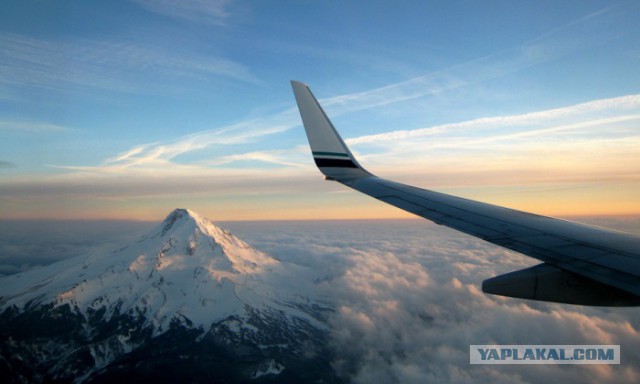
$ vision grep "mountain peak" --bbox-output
[164,208,203,222]
[141,208,278,275]
[158,208,205,236]
[164,207,194,222]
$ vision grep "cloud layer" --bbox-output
[2,216,640,382]
[224,218,640,384]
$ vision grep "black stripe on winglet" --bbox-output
[314,158,359,168]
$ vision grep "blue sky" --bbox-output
[1,0,639,220]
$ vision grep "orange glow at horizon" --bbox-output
[2,181,639,222]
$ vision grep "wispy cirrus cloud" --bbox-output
[3,5,637,220]
[319,6,618,117]
[10,4,622,174]
[132,0,233,26]
[44,92,640,203]
[73,109,301,172]
[348,94,640,146]
[0,120,74,134]
[83,91,640,175]
[22,90,637,220]
[204,150,305,168]
[0,33,256,95]
[343,95,640,198]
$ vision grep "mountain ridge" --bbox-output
[0,209,338,383]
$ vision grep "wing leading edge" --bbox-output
[291,80,640,306]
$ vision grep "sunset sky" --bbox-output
[1,0,639,221]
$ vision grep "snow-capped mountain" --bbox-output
[0,209,338,383]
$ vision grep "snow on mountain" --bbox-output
[1,209,320,333]
[0,209,337,382]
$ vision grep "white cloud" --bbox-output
[224,219,640,384]
[205,150,305,168]
[63,110,301,172]
[347,95,640,146]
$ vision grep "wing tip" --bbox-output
[290,80,309,89]
[291,80,371,180]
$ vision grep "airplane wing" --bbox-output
[291,80,640,306]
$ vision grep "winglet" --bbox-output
[291,81,371,180]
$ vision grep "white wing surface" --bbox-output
[291,80,640,306]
